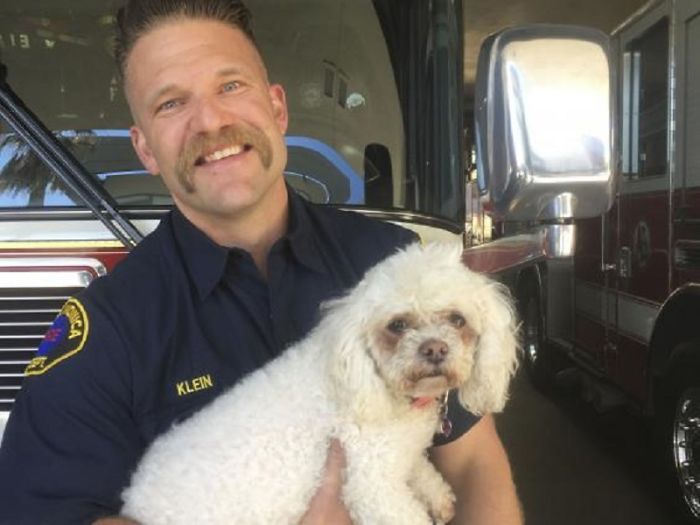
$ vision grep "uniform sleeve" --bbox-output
[364,219,420,267]
[396,224,420,247]
[0,295,142,525]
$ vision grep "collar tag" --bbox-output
[439,391,452,437]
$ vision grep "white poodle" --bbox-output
[121,242,518,525]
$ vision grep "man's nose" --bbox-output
[190,96,231,134]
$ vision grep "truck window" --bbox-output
[0,123,170,208]
[0,123,80,207]
[621,17,669,179]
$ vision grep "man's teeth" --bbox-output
[204,145,245,163]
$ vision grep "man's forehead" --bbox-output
[123,18,267,105]
[124,18,265,83]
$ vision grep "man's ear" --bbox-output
[269,84,289,135]
[130,126,160,175]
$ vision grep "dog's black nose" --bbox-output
[418,339,448,364]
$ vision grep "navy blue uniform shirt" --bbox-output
[0,190,478,524]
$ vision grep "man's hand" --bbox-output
[299,439,353,525]
[431,415,523,525]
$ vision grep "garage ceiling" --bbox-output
[462,0,651,107]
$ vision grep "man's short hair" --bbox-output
[114,0,256,79]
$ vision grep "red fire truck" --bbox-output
[465,0,700,520]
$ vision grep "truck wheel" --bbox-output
[656,350,700,523]
[673,384,700,521]
[519,281,556,390]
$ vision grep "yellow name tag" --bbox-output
[176,374,214,396]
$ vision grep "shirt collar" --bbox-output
[171,189,327,300]
[171,207,230,300]
[285,188,328,275]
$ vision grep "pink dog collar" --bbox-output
[410,397,436,408]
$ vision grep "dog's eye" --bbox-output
[387,319,409,334]
[448,312,466,328]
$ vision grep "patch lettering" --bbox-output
[25,298,89,376]
[176,374,214,397]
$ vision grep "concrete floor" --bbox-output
[496,371,679,525]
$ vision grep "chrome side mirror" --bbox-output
[475,25,614,221]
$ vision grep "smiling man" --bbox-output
[0,1,521,524]
[126,15,290,273]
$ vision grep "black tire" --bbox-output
[655,347,700,524]
[518,279,557,391]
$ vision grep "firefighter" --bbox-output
[0,1,521,524]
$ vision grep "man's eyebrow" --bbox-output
[146,84,181,110]
[216,66,244,78]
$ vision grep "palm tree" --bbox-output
[0,130,94,206]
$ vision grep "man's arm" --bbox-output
[0,297,142,524]
[430,414,523,525]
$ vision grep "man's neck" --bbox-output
[178,184,289,278]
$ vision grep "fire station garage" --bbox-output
[0,0,698,524]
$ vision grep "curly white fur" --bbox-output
[121,242,519,525]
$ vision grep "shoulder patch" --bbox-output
[25,298,90,376]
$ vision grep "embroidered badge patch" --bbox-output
[25,298,89,376]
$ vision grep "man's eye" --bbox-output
[222,81,240,93]
[157,99,180,113]
[387,319,408,334]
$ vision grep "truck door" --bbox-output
[672,0,700,286]
[610,2,670,401]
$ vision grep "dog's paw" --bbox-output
[429,490,456,524]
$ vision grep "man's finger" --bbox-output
[299,439,352,525]
[321,439,346,490]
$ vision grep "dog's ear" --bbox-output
[458,280,519,415]
[320,295,396,422]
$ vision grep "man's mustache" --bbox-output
[175,124,273,193]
